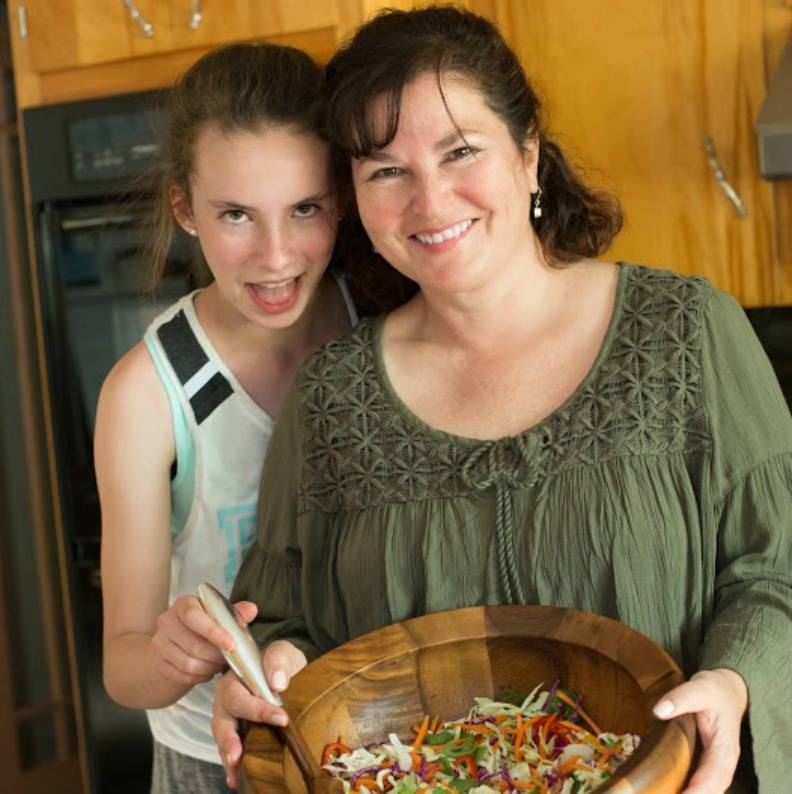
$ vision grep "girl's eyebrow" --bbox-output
[292,191,331,206]
[207,191,331,210]
[208,199,255,211]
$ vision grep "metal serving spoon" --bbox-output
[198,582,342,794]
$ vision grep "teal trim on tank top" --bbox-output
[144,332,195,540]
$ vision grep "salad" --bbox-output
[320,683,640,793]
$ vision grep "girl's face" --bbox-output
[351,72,538,298]
[173,124,337,329]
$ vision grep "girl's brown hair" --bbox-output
[145,42,326,291]
[325,6,623,312]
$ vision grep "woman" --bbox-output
[214,9,792,792]
[95,43,357,794]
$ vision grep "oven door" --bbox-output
[35,198,198,792]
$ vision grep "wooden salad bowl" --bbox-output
[239,605,695,793]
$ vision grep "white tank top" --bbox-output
[142,277,357,763]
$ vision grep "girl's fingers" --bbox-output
[682,736,740,794]
[176,596,235,652]
[157,657,216,686]
[158,615,228,667]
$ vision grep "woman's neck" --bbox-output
[399,254,584,355]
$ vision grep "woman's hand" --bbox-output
[653,668,748,794]
[150,596,258,687]
[212,640,307,789]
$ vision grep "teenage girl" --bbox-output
[94,43,357,793]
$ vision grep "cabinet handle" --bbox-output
[122,0,155,38]
[701,137,747,218]
[189,0,203,30]
[17,3,28,39]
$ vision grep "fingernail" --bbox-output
[653,699,674,718]
[272,670,287,690]
[272,712,288,727]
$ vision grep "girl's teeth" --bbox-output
[416,220,472,246]
[251,278,297,304]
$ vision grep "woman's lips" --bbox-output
[411,219,475,252]
[246,276,302,314]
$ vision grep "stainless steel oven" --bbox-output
[23,90,202,793]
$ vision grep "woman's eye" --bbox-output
[447,146,478,161]
[222,209,248,224]
[370,166,403,181]
[293,203,320,219]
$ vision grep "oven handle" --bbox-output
[60,214,138,232]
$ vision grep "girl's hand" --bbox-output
[150,596,258,686]
[653,668,748,794]
[212,640,307,789]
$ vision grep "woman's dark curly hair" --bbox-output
[325,5,623,312]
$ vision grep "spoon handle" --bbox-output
[197,583,333,791]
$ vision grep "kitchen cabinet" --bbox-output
[23,0,337,73]
[6,0,342,108]
[494,0,786,306]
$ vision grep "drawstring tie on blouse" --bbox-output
[461,435,539,605]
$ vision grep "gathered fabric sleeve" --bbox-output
[698,288,792,789]
[230,386,321,662]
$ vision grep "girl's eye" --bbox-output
[293,203,320,219]
[222,209,248,224]
[370,166,403,181]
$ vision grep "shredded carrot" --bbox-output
[557,754,582,776]
[412,715,430,749]
[555,690,602,736]
[457,755,478,778]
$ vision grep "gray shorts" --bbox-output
[151,741,233,794]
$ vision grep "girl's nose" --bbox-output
[256,225,293,270]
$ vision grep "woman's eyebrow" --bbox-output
[358,151,401,164]
[435,129,478,149]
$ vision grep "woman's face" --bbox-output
[351,73,538,297]
[173,124,337,329]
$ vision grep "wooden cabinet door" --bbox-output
[165,0,338,52]
[25,0,175,72]
[497,0,777,306]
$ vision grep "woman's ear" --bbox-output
[169,184,198,236]
[522,137,540,194]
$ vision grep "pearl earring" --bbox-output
[187,228,198,237]
[532,187,543,220]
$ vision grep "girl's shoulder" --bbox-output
[97,340,172,435]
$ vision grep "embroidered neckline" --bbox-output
[370,262,630,448]
[296,263,713,519]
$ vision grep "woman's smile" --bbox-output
[412,218,476,249]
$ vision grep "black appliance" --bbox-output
[745,306,792,409]
[23,91,199,794]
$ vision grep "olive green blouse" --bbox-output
[232,264,792,792]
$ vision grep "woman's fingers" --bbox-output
[232,600,258,627]
[212,659,293,788]
[262,640,308,694]
[213,672,245,789]
[653,669,747,794]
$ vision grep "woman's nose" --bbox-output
[410,171,448,219]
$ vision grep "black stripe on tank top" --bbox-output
[157,309,233,425]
